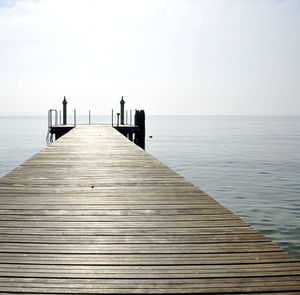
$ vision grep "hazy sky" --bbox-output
[0,0,299,115]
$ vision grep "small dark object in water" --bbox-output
[91,186,94,188]
[149,136,153,138]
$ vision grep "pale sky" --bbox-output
[0,0,299,115]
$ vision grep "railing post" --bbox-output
[89,110,91,125]
[130,110,132,125]
[48,110,52,128]
[117,113,120,127]
[55,110,58,126]
[74,109,76,127]
[112,109,114,126]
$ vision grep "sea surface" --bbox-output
[0,115,299,259]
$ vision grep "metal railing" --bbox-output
[112,108,133,126]
[46,109,58,145]
[48,109,58,128]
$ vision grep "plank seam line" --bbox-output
[0,251,286,255]
[0,260,298,267]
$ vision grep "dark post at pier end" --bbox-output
[120,96,125,125]
[134,110,145,149]
[62,96,67,125]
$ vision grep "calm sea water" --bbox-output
[0,115,299,259]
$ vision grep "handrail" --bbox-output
[112,109,133,126]
[48,109,58,128]
[46,109,58,145]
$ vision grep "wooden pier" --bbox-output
[0,125,299,294]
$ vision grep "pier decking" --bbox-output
[0,125,299,294]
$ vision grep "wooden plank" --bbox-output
[0,252,297,265]
[0,276,300,293]
[0,208,233,215]
[1,265,300,279]
[0,214,238,221]
[0,220,249,227]
[0,204,230,209]
[0,292,299,295]
[1,262,299,271]
[0,233,269,243]
[1,277,300,290]
[0,227,259,235]
[0,242,282,254]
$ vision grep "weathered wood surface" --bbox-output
[0,125,299,294]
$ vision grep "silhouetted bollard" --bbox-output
[120,96,125,125]
[134,110,145,149]
[62,96,67,125]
